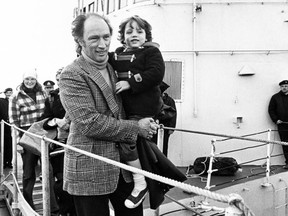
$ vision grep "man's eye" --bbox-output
[90,37,99,41]
[104,35,110,40]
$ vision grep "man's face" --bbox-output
[280,84,288,94]
[4,91,13,98]
[80,16,111,63]
[44,86,54,94]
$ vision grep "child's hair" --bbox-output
[118,15,152,44]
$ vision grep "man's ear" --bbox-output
[79,39,85,47]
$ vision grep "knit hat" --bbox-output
[23,69,38,80]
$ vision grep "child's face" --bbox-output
[124,20,146,48]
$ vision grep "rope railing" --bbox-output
[163,126,288,146]
[3,121,281,215]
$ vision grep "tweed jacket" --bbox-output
[59,56,140,196]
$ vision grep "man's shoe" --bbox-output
[283,164,288,169]
[124,187,148,209]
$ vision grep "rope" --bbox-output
[43,136,255,216]
[228,194,254,216]
[1,121,256,215]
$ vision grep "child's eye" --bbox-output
[125,30,132,34]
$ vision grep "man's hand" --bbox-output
[116,81,130,94]
[138,118,159,139]
[55,118,70,131]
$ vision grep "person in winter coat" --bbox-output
[109,15,165,209]
[0,87,13,168]
[9,69,59,214]
[268,80,288,169]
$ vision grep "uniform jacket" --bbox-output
[0,98,9,122]
[109,43,165,117]
[59,56,140,196]
[268,91,288,123]
[0,97,11,134]
[41,88,66,130]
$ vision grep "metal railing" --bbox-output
[0,120,271,216]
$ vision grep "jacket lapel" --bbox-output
[77,56,120,118]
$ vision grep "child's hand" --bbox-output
[116,81,130,94]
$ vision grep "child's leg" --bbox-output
[127,159,147,190]
[125,159,148,209]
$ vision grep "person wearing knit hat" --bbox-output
[9,70,59,213]
[23,69,38,80]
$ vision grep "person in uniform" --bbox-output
[268,80,288,169]
[43,80,55,96]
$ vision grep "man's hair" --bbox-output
[118,15,152,45]
[56,67,64,76]
[71,13,113,56]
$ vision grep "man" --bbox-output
[158,82,177,157]
[0,88,13,168]
[268,80,288,169]
[59,13,158,216]
[43,80,55,96]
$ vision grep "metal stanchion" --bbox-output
[202,139,216,205]
[0,120,4,182]
[41,137,51,216]
[205,139,216,191]
[11,126,19,215]
[157,124,164,152]
[264,129,271,186]
[154,125,164,216]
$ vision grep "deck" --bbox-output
[1,156,288,215]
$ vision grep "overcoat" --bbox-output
[59,56,140,196]
[137,138,187,209]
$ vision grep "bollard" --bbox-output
[225,205,243,216]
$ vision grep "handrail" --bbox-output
[163,126,288,146]
[0,120,268,215]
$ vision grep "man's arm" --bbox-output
[59,66,156,143]
[268,95,279,124]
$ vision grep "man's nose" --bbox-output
[98,38,106,47]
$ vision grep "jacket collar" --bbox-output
[76,56,120,117]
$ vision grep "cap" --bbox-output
[279,80,288,86]
[23,69,38,80]
[43,80,55,87]
[4,88,12,93]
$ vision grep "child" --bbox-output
[109,15,165,208]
